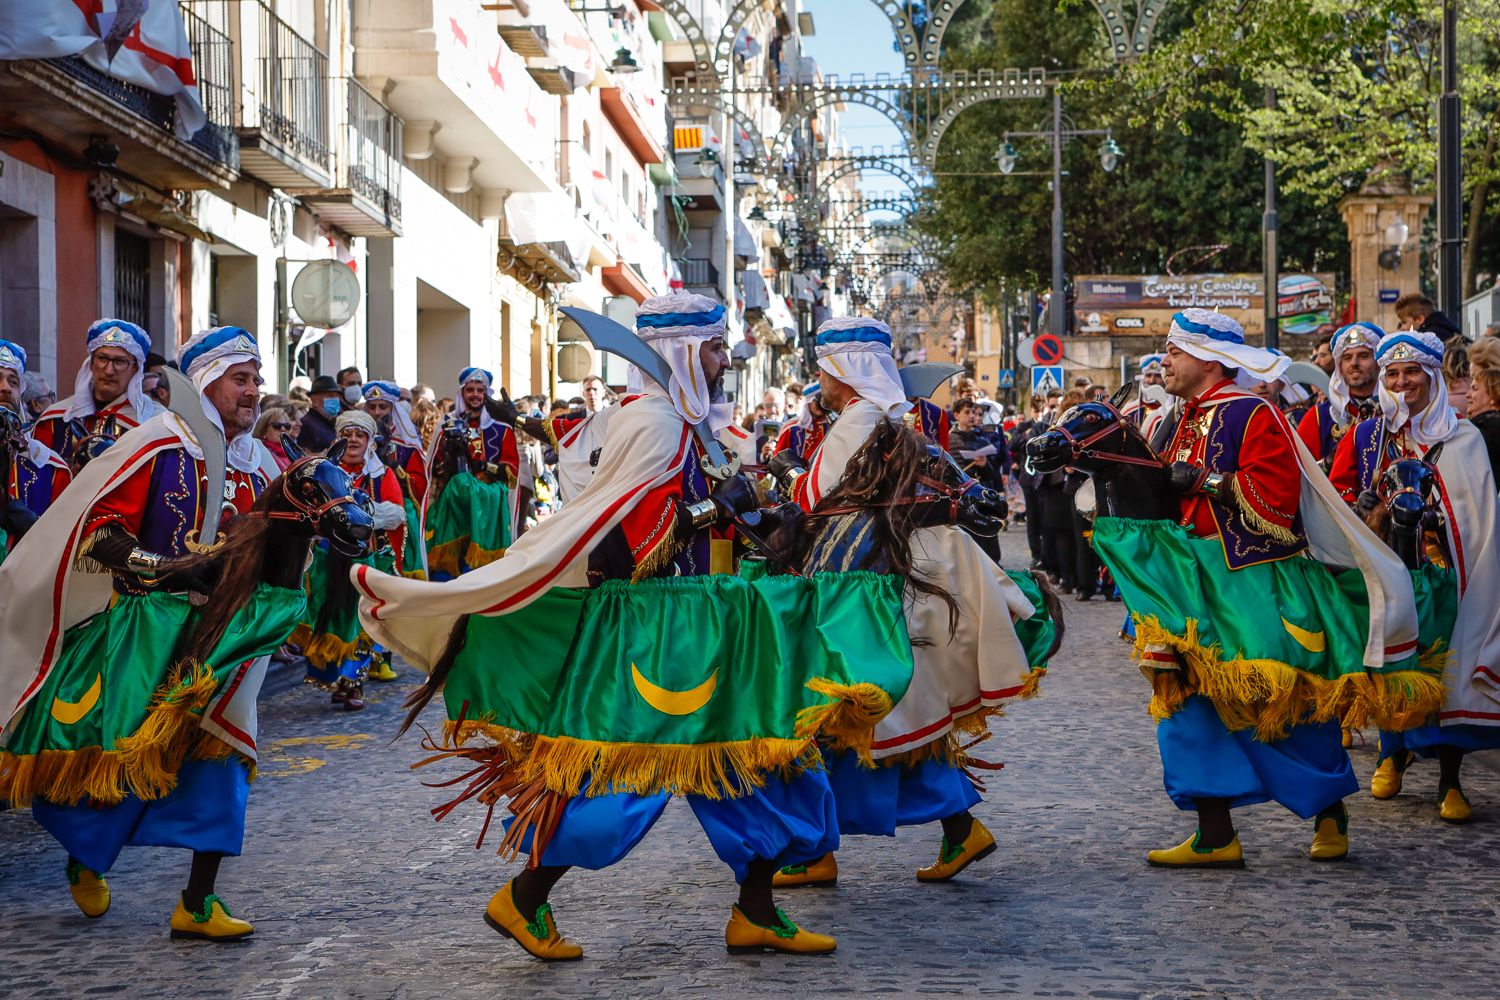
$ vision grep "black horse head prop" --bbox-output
[923,442,1006,535]
[1024,392,1174,521]
[273,442,374,557]
[1370,443,1447,570]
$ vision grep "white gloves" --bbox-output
[372,500,406,531]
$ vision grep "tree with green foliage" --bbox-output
[1119,0,1500,295]
[915,0,1347,308]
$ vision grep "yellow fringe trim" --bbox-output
[425,536,469,579]
[0,663,252,807]
[441,719,810,800]
[1017,666,1047,699]
[631,519,683,582]
[794,678,895,763]
[465,541,506,570]
[1132,615,1448,741]
[436,676,897,801]
[289,624,370,671]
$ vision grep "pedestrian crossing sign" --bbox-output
[1031,365,1064,394]
[997,368,1015,388]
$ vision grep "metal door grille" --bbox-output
[114,231,151,330]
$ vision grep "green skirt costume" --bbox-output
[293,543,397,688]
[424,471,512,580]
[0,584,305,807]
[1091,516,1445,740]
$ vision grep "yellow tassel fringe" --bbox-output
[1131,614,1447,740]
[289,624,370,670]
[0,662,251,807]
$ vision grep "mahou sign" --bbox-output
[1072,273,1336,338]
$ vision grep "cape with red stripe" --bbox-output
[356,393,696,669]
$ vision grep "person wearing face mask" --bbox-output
[299,375,342,453]
[30,319,164,466]
[1,339,71,562]
[1330,330,1500,822]
[294,409,406,708]
[1297,323,1382,466]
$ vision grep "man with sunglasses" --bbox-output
[30,319,163,466]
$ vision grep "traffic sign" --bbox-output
[996,368,1015,389]
[1032,334,1064,365]
[1031,365,1065,394]
[1015,336,1036,368]
[291,259,361,328]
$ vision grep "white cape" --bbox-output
[1428,423,1500,726]
[358,395,696,669]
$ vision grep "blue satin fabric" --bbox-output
[508,770,838,883]
[1157,695,1356,819]
[1379,724,1500,760]
[304,648,373,687]
[32,759,251,874]
[823,748,979,836]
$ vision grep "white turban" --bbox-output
[336,408,385,480]
[629,291,733,430]
[68,318,154,422]
[1376,330,1457,448]
[814,316,910,418]
[1328,322,1383,427]
[179,326,263,473]
[1166,309,1288,387]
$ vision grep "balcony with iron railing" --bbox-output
[0,5,240,188]
[675,257,722,299]
[228,0,333,188]
[290,77,404,238]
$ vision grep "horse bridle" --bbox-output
[260,455,354,525]
[809,470,976,522]
[1049,403,1167,470]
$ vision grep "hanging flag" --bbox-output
[0,0,207,139]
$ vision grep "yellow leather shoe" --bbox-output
[367,657,398,682]
[725,905,836,955]
[483,880,583,961]
[169,894,254,941]
[1309,805,1349,861]
[773,853,838,888]
[1370,752,1413,800]
[1146,831,1245,869]
[1439,785,1472,824]
[66,860,109,918]
[1341,728,1354,749]
[916,819,997,882]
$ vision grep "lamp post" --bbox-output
[996,83,1122,340]
[1263,85,1279,352]
[1437,0,1463,321]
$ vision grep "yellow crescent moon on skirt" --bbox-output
[1281,617,1327,653]
[631,663,718,716]
[51,672,103,725]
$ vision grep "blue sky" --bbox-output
[801,0,908,191]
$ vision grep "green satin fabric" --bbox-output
[1006,569,1057,668]
[298,543,396,645]
[401,497,424,575]
[442,571,914,744]
[1410,562,1459,656]
[1092,516,1424,681]
[5,585,305,758]
[425,471,512,559]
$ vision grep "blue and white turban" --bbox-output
[459,367,493,391]
[815,316,909,417]
[363,379,421,449]
[1137,353,1165,378]
[1166,308,1288,386]
[179,326,264,472]
[1328,322,1383,423]
[1376,329,1455,446]
[631,291,731,426]
[0,339,27,376]
[798,381,822,429]
[68,318,155,421]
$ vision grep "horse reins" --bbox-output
[1051,406,1167,470]
[256,455,351,525]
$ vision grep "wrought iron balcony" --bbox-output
[676,257,720,290]
[234,0,332,187]
[291,78,404,237]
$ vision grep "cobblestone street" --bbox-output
[4,581,1499,999]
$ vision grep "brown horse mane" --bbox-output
[164,476,291,668]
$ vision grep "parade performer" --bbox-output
[1076,309,1425,867]
[422,368,519,580]
[363,380,428,577]
[0,326,371,939]
[1122,354,1173,445]
[352,292,918,960]
[1,340,70,562]
[1329,330,1500,821]
[1298,322,1381,458]
[294,410,407,705]
[766,317,1057,887]
[528,394,613,505]
[773,382,831,462]
[30,318,162,467]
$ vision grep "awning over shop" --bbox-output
[602,261,653,303]
[733,217,759,262]
[740,268,770,310]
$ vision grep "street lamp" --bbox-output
[994,141,1018,175]
[693,147,719,178]
[1098,137,1122,173]
[1379,215,1411,271]
[610,47,642,73]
